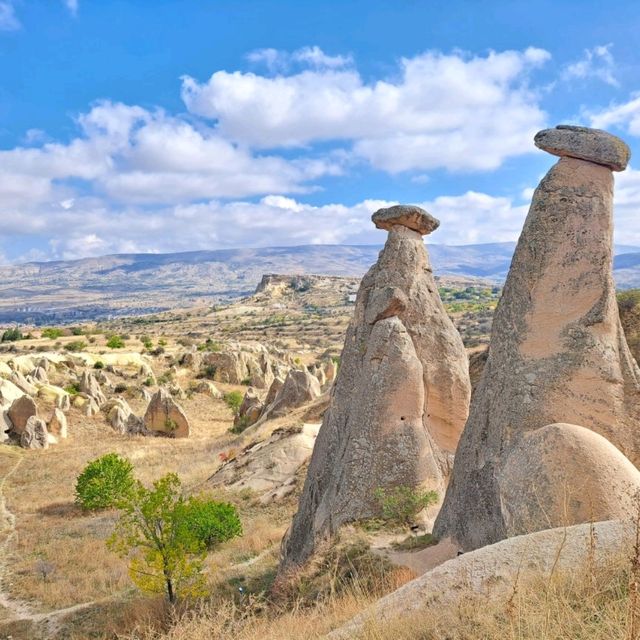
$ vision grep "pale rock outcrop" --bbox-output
[209,423,321,504]
[263,376,284,407]
[434,126,640,551]
[30,366,48,384]
[79,371,106,406]
[0,379,25,405]
[263,369,321,421]
[193,380,222,398]
[234,387,264,429]
[7,395,37,434]
[0,361,13,379]
[500,423,640,535]
[20,416,49,449]
[143,388,189,438]
[330,520,631,639]
[280,205,471,570]
[48,408,68,439]
[10,371,37,396]
[105,398,143,435]
[0,409,11,442]
[37,384,70,411]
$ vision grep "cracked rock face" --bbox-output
[279,205,471,571]
[434,127,640,551]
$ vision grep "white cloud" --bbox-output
[588,93,640,136]
[0,100,342,207]
[246,45,352,73]
[563,44,618,87]
[0,1,19,31]
[63,0,79,16]
[182,47,549,172]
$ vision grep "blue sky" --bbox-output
[2,0,640,262]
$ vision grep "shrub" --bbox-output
[224,391,243,416]
[64,340,87,352]
[179,496,242,550]
[158,338,167,347]
[373,486,439,527]
[75,453,135,511]
[114,383,128,394]
[71,327,84,336]
[93,360,105,369]
[41,327,63,339]
[1,328,22,342]
[143,376,154,387]
[106,335,125,349]
[64,382,81,395]
[150,346,165,356]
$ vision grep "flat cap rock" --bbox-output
[534,125,630,172]
[372,205,440,236]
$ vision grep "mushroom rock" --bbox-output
[434,125,640,551]
[279,205,471,571]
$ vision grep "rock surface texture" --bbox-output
[280,205,471,571]
[434,126,640,551]
[143,388,190,438]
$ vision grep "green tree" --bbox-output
[108,474,240,603]
[180,496,242,549]
[64,340,87,352]
[1,328,22,342]
[75,453,135,511]
[223,391,243,416]
[106,335,125,349]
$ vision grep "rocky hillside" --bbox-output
[1,242,639,324]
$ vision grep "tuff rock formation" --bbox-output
[7,395,37,434]
[280,205,471,571]
[143,388,190,438]
[434,125,640,551]
[20,416,49,449]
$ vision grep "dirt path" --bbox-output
[0,450,33,622]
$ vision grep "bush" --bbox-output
[71,327,84,336]
[114,383,128,394]
[64,382,81,395]
[1,328,22,342]
[41,327,63,339]
[373,486,439,527]
[75,453,135,511]
[224,391,244,416]
[93,360,105,369]
[179,496,242,549]
[106,335,125,349]
[64,340,87,352]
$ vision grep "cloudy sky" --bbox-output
[2,0,640,263]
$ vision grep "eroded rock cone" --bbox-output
[280,205,471,571]
[434,125,640,551]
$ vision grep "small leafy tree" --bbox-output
[224,391,243,416]
[1,328,22,342]
[106,335,125,349]
[64,340,87,352]
[108,474,241,603]
[373,486,439,527]
[75,453,135,511]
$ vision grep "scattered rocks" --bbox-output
[235,387,264,429]
[7,395,37,435]
[48,408,68,439]
[263,369,321,421]
[79,371,106,407]
[20,416,49,449]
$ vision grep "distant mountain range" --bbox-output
[0,242,639,324]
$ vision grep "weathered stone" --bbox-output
[7,395,37,434]
[30,366,48,384]
[0,379,25,405]
[20,416,49,449]
[143,388,189,438]
[534,124,630,171]
[10,371,37,396]
[435,129,640,551]
[372,204,440,235]
[280,210,471,571]
[48,408,68,439]
[234,387,264,429]
[193,380,222,398]
[79,371,106,406]
[264,369,321,420]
